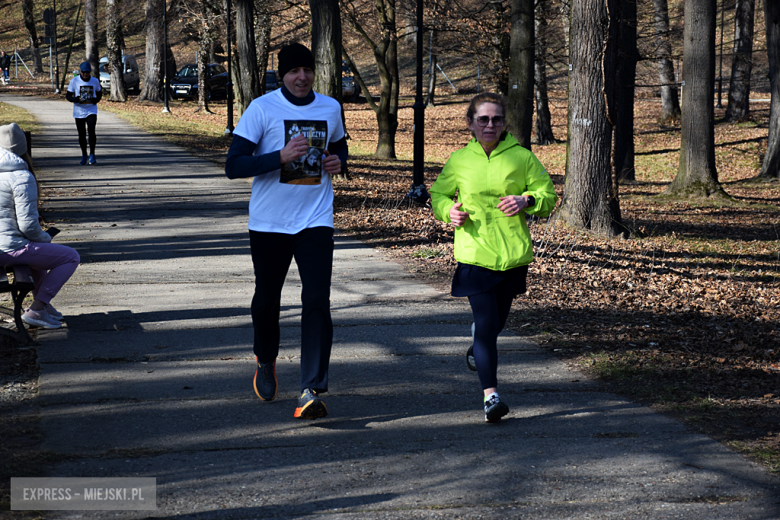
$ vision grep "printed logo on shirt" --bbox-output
[78,85,95,103]
[280,120,328,185]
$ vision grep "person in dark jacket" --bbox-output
[0,51,11,84]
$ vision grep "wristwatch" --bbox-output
[526,195,535,208]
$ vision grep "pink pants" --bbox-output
[0,242,80,304]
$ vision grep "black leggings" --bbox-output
[75,114,97,155]
[249,226,334,394]
[468,281,517,390]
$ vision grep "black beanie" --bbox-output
[278,43,315,79]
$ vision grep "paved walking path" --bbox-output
[2,93,778,519]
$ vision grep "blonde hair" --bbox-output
[18,151,41,201]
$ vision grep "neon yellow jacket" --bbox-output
[430,132,557,271]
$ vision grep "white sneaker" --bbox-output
[45,303,63,320]
[22,308,62,329]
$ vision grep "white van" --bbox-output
[99,55,140,93]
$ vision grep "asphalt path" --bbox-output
[2,93,778,519]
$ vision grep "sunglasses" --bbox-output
[472,116,505,127]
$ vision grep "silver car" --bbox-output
[99,55,140,94]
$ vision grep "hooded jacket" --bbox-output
[0,148,51,253]
[430,132,557,271]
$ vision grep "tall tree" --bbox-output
[614,0,639,182]
[725,0,756,122]
[21,0,44,74]
[310,0,342,101]
[85,0,99,76]
[425,19,438,107]
[234,0,261,114]
[106,0,128,102]
[507,0,535,149]
[560,0,570,54]
[256,0,272,96]
[666,0,725,197]
[342,0,399,159]
[139,0,165,102]
[195,0,218,114]
[534,0,555,145]
[652,0,681,121]
[559,0,623,236]
[759,0,779,179]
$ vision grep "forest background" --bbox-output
[0,0,778,478]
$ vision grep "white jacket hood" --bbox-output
[0,148,52,252]
[0,147,29,173]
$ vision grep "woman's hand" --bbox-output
[497,195,530,217]
[450,202,469,227]
[279,135,308,165]
[321,150,342,174]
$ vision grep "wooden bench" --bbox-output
[0,265,36,344]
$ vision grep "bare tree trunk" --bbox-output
[560,0,570,57]
[21,0,44,74]
[559,0,623,236]
[196,42,212,113]
[231,53,247,117]
[725,0,755,122]
[507,0,534,149]
[310,0,341,100]
[235,0,261,112]
[614,0,638,182]
[534,0,555,145]
[256,0,272,95]
[759,0,780,179]
[402,0,416,48]
[139,0,164,101]
[194,0,217,114]
[425,28,437,107]
[85,0,99,75]
[652,0,681,121]
[344,0,399,159]
[666,0,725,198]
[106,0,127,102]
[385,13,400,159]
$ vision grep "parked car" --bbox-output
[98,55,140,94]
[342,62,356,102]
[265,70,279,91]
[342,76,356,102]
[170,63,228,101]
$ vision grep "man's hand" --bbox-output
[321,150,342,174]
[279,135,308,165]
[497,195,530,217]
[449,202,469,227]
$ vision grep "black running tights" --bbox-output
[75,114,97,156]
[468,281,516,390]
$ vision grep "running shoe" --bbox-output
[21,308,62,329]
[466,322,477,371]
[484,394,509,423]
[45,303,63,321]
[88,153,97,165]
[253,358,278,401]
[79,156,88,165]
[466,345,477,371]
[294,388,328,419]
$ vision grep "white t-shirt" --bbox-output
[233,89,345,234]
[67,75,101,119]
